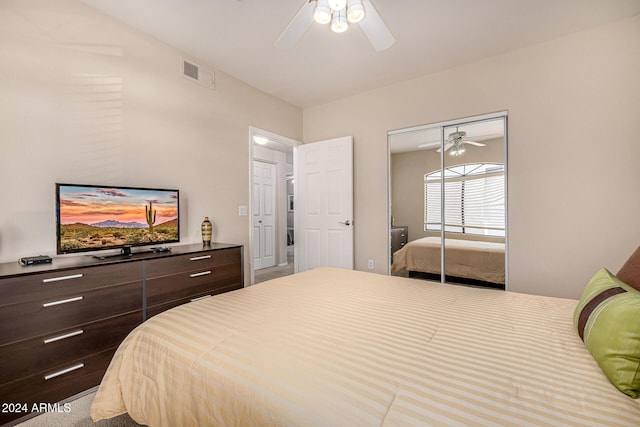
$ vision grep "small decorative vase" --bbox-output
[201,217,212,244]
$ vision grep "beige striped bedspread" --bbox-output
[91,268,640,426]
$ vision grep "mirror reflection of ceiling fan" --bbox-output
[275,0,395,52]
[437,128,487,156]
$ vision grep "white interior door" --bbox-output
[295,136,353,272]
[252,160,276,269]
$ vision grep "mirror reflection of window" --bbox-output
[424,163,505,237]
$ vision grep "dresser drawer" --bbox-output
[0,263,141,307]
[0,282,142,346]
[0,310,141,385]
[146,283,241,320]
[146,261,242,307]
[145,247,241,278]
[0,347,117,426]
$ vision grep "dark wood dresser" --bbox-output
[0,243,243,425]
[390,226,408,263]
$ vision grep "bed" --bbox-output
[391,236,505,286]
[91,267,640,426]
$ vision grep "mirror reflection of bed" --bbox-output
[389,115,507,289]
[392,236,505,289]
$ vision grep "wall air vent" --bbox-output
[181,58,215,90]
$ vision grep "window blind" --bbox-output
[425,164,505,237]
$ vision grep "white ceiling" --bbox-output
[81,0,640,108]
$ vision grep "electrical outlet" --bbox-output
[367,259,374,269]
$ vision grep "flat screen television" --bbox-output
[56,183,179,255]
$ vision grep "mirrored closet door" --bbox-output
[388,113,507,289]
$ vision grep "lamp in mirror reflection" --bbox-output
[449,143,466,156]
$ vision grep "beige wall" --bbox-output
[391,149,439,241]
[0,0,302,283]
[304,16,640,299]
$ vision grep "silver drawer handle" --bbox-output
[44,330,84,344]
[44,363,84,380]
[190,255,212,261]
[190,295,212,302]
[189,271,212,278]
[42,274,83,284]
[43,296,83,308]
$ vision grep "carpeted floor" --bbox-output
[254,245,294,284]
[14,391,142,427]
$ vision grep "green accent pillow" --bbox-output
[574,267,640,398]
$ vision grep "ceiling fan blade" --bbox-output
[274,1,316,49]
[436,143,454,153]
[358,0,395,51]
[464,141,486,147]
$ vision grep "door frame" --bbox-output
[248,126,301,286]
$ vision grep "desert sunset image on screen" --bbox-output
[58,185,179,252]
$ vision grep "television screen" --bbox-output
[56,183,179,254]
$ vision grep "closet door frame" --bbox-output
[388,111,508,287]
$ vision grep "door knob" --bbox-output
[339,220,352,226]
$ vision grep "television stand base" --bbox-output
[150,247,172,253]
[92,246,133,260]
[92,253,131,260]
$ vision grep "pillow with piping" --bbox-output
[574,267,640,398]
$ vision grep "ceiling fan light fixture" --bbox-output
[450,145,465,156]
[328,0,347,12]
[331,10,349,33]
[347,0,365,23]
[275,0,394,51]
[313,0,332,24]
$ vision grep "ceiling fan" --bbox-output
[437,128,487,156]
[275,0,395,52]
